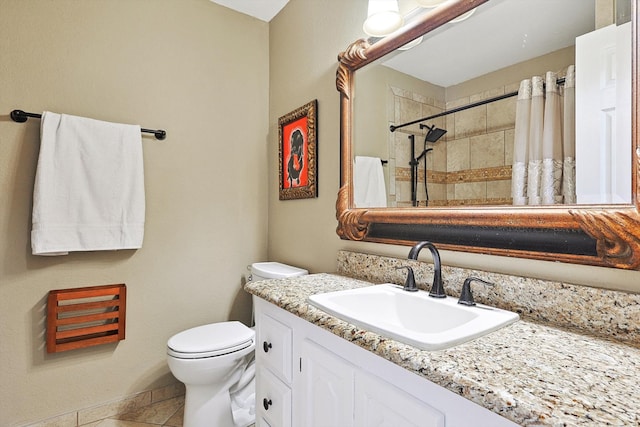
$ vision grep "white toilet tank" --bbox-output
[250,262,308,282]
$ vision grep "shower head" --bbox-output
[427,127,447,142]
[420,124,447,143]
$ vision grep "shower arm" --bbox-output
[416,147,433,162]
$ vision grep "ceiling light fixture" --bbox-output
[450,7,476,22]
[415,0,446,7]
[363,0,403,37]
[415,0,475,23]
[398,36,424,50]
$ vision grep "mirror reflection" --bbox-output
[354,0,632,208]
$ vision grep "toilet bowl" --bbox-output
[167,321,255,427]
[167,262,307,427]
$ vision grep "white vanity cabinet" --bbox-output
[299,338,355,426]
[254,297,517,427]
[255,307,294,427]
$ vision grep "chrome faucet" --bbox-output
[408,241,446,298]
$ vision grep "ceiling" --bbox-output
[383,0,596,87]
[212,0,597,87]
[209,0,289,22]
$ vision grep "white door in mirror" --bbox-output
[576,22,632,204]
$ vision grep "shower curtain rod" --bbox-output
[389,77,566,133]
[10,109,167,140]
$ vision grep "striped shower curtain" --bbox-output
[511,66,576,205]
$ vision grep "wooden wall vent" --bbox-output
[47,284,126,353]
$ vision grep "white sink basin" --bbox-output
[308,284,519,351]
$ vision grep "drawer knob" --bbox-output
[263,341,273,353]
[263,398,272,410]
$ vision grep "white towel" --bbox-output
[354,156,387,208]
[31,111,145,255]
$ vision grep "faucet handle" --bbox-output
[458,277,493,306]
[396,266,418,292]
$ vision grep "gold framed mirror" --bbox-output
[335,0,640,269]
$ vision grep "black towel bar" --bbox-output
[10,109,166,140]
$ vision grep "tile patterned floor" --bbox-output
[81,396,255,427]
[81,396,184,427]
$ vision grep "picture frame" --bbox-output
[278,99,318,200]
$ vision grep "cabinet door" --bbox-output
[299,338,355,427]
[354,371,445,427]
[257,311,293,383]
[256,367,291,427]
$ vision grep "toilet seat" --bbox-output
[167,321,254,359]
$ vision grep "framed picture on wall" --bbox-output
[278,99,318,200]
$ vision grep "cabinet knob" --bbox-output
[263,341,273,353]
[263,398,272,410]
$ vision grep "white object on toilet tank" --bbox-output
[250,262,308,282]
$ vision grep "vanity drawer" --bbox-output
[256,367,292,427]
[256,311,293,383]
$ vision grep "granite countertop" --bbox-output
[245,273,640,426]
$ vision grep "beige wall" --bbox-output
[2,0,639,424]
[267,0,367,272]
[0,0,269,425]
[446,46,575,101]
[268,0,640,292]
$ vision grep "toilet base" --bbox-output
[183,384,236,427]
[182,376,255,427]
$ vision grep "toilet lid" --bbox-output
[167,321,254,359]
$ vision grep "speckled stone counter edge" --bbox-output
[245,273,640,426]
[336,250,640,347]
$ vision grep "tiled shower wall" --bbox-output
[389,86,447,207]
[389,83,517,207]
[443,83,518,205]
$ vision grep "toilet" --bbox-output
[167,262,307,427]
